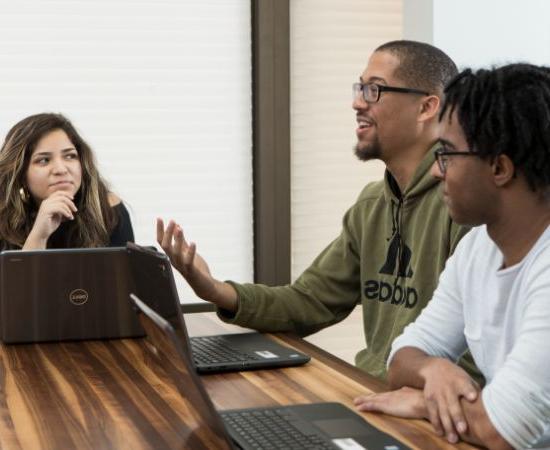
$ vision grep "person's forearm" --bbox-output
[387,346,433,389]
[458,397,512,450]
[22,231,47,250]
[208,280,238,312]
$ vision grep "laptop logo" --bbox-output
[69,289,89,306]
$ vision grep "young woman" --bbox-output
[0,113,134,250]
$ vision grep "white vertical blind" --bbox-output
[0,0,253,303]
[290,0,402,279]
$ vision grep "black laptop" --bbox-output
[0,247,144,343]
[126,242,310,373]
[130,293,411,450]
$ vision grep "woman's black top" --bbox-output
[106,202,135,246]
[50,202,134,248]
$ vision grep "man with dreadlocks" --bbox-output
[157,40,481,382]
[355,63,550,449]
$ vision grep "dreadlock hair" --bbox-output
[375,40,458,94]
[440,64,550,192]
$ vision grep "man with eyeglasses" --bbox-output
[157,40,480,382]
[355,64,550,449]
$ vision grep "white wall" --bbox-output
[405,0,550,68]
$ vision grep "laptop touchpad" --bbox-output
[314,418,376,437]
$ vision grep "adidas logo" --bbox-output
[364,279,418,308]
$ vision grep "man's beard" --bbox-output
[354,138,382,161]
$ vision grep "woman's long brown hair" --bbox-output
[0,113,118,248]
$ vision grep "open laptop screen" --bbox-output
[130,291,411,450]
[0,247,143,343]
[131,294,234,449]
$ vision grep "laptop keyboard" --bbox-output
[191,336,260,365]
[221,408,335,449]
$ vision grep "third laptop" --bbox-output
[129,291,411,450]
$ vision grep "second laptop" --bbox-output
[126,242,310,373]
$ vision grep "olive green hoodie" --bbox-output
[220,146,478,380]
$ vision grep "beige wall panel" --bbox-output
[290,0,402,279]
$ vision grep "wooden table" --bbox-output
[0,313,479,449]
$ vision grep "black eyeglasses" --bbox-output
[434,147,478,175]
[352,82,430,103]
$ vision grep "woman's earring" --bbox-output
[19,187,29,203]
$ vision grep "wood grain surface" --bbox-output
[0,313,481,449]
[188,313,480,450]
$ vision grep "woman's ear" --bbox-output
[492,154,515,187]
[19,186,30,203]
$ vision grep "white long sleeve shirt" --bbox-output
[388,225,550,449]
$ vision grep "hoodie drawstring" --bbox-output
[387,198,406,279]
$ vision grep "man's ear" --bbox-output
[418,95,440,122]
[492,154,515,187]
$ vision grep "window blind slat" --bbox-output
[0,0,253,304]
